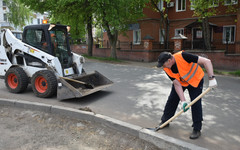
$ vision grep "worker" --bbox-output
[156,51,217,139]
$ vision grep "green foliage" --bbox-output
[5,0,33,29]
[91,0,148,58]
[20,0,148,58]
[190,0,218,19]
[190,0,238,19]
[20,0,86,39]
[92,0,147,34]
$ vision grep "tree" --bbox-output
[189,0,218,50]
[21,0,148,59]
[150,0,171,49]
[190,0,237,50]
[5,0,32,29]
[92,0,148,59]
[20,0,92,55]
[51,0,93,56]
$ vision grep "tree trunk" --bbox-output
[165,7,170,49]
[107,30,118,59]
[202,17,211,50]
[87,16,93,56]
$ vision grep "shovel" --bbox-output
[60,76,94,89]
[147,87,212,132]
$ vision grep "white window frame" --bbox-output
[175,28,184,36]
[176,0,186,12]
[133,29,141,45]
[224,0,238,5]
[223,25,236,44]
[190,0,195,10]
[209,0,219,7]
[158,0,164,11]
[159,29,165,44]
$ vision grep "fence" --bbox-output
[182,39,239,54]
[104,40,239,54]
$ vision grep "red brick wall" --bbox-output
[71,44,162,62]
[186,50,240,70]
[103,19,160,48]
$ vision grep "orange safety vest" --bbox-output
[164,51,204,87]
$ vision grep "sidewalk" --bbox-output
[0,98,207,150]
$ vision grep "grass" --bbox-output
[213,70,240,77]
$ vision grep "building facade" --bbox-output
[103,0,240,54]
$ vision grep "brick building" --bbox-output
[103,0,240,54]
[73,0,240,70]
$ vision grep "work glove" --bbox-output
[181,101,189,112]
[209,78,217,88]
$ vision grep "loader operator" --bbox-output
[157,51,217,139]
[50,33,58,56]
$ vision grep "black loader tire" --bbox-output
[5,67,28,93]
[31,70,57,98]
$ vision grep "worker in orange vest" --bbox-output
[157,51,217,139]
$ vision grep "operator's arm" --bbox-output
[197,56,217,88]
[197,56,214,78]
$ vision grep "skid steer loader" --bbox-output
[0,24,113,100]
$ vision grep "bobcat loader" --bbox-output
[0,24,113,100]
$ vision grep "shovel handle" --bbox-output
[159,87,212,129]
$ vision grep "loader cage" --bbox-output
[23,24,73,69]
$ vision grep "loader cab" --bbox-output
[22,24,73,69]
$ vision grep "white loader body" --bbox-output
[0,24,112,100]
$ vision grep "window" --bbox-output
[159,29,165,44]
[176,0,186,12]
[2,1,6,7]
[209,0,219,7]
[191,0,218,9]
[225,0,238,5]
[133,30,141,44]
[175,28,184,36]
[190,0,195,10]
[223,26,235,44]
[25,29,48,51]
[4,14,7,21]
[158,0,164,11]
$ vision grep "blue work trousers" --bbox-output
[161,79,204,131]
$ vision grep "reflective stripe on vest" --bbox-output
[182,63,199,82]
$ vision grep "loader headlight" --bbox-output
[80,57,85,64]
[48,24,56,31]
[67,25,71,32]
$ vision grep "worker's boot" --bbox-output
[189,130,201,139]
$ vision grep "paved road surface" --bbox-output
[0,60,240,149]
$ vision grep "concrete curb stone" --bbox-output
[0,98,207,150]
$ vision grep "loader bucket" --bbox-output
[57,71,113,100]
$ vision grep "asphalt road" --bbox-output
[0,60,240,150]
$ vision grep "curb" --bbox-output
[0,98,207,150]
